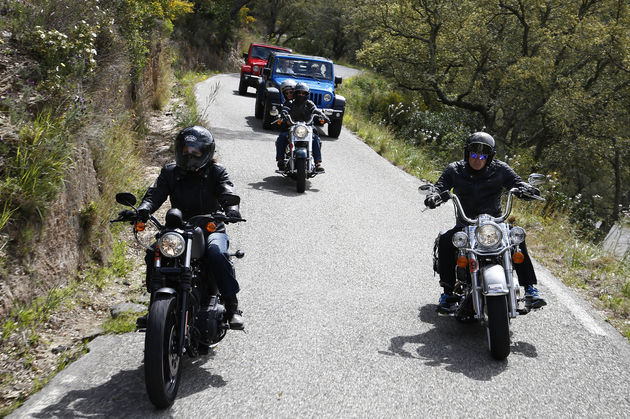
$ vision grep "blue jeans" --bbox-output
[275,131,322,162]
[145,232,240,298]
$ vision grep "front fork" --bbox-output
[469,252,518,319]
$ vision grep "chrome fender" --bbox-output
[295,147,308,158]
[481,264,509,295]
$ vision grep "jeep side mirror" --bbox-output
[335,76,343,86]
[263,68,271,77]
[242,52,248,60]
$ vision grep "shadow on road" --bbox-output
[249,175,320,196]
[379,305,538,381]
[28,356,226,417]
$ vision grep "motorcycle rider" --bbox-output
[275,82,327,172]
[424,132,547,314]
[135,126,245,330]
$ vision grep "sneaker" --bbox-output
[315,162,325,172]
[437,293,457,314]
[525,285,547,309]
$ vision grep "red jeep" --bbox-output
[239,43,292,95]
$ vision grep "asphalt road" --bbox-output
[12,67,630,418]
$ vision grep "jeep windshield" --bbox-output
[275,58,333,81]
[250,46,286,60]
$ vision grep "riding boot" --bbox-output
[223,296,244,330]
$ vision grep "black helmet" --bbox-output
[175,126,215,172]
[464,132,496,165]
[294,82,310,103]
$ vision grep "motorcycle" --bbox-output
[111,192,245,408]
[419,174,545,360]
[274,113,327,193]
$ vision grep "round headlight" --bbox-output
[323,93,332,102]
[475,224,502,248]
[158,232,186,258]
[270,106,279,117]
[253,65,259,73]
[509,227,526,244]
[452,231,468,248]
[294,125,308,138]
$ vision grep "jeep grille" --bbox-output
[310,92,323,107]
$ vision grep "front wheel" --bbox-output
[328,118,342,138]
[485,295,510,360]
[296,157,306,193]
[145,296,182,409]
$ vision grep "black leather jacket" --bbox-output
[281,99,320,130]
[137,162,240,232]
[434,159,522,221]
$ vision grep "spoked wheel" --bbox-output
[485,295,510,360]
[145,296,182,408]
[296,157,306,193]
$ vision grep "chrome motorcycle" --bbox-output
[111,192,245,408]
[419,174,545,360]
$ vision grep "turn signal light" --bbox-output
[206,222,217,233]
[457,256,468,268]
[513,252,525,264]
[276,120,282,125]
[135,221,146,232]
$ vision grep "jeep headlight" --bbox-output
[294,125,308,139]
[323,93,332,102]
[158,232,186,258]
[475,224,502,248]
[452,232,468,248]
[253,65,259,73]
[509,227,526,244]
[270,106,279,117]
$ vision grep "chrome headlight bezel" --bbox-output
[323,93,332,102]
[158,232,186,258]
[475,223,502,248]
[509,226,526,245]
[452,231,469,248]
[294,125,308,139]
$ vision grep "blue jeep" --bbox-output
[254,52,345,138]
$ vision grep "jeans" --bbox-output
[145,232,240,299]
[275,130,322,162]
[437,225,537,292]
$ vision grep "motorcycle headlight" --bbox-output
[452,231,468,248]
[323,93,332,102]
[475,224,502,248]
[158,232,186,258]
[509,226,526,245]
[294,125,308,139]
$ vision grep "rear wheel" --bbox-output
[145,296,181,408]
[296,157,306,193]
[485,295,510,360]
[328,118,342,138]
[238,76,247,95]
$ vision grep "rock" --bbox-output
[110,302,146,318]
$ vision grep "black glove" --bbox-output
[118,209,135,220]
[424,194,440,209]
[515,183,540,200]
[225,208,242,219]
[322,115,331,124]
[137,208,150,222]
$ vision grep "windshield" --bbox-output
[274,58,333,81]
[250,46,286,60]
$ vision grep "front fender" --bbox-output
[154,287,177,297]
[481,264,508,295]
[295,148,308,158]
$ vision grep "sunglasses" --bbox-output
[470,152,487,160]
[296,91,308,96]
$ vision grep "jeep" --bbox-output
[239,43,292,95]
[254,52,345,138]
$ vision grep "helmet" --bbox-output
[280,79,296,98]
[174,126,215,172]
[294,82,310,104]
[464,132,496,165]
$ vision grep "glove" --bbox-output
[515,183,540,200]
[118,209,135,220]
[137,208,150,222]
[225,208,242,219]
[424,194,440,209]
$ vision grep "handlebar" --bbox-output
[276,111,329,127]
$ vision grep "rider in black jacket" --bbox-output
[136,126,245,329]
[425,132,547,313]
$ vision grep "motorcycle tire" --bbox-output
[145,296,182,409]
[296,157,306,193]
[485,295,510,360]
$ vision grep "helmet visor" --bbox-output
[468,143,492,160]
[176,136,210,171]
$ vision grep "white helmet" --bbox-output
[280,79,296,94]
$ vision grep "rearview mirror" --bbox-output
[528,173,546,186]
[418,184,436,195]
[242,52,248,60]
[115,192,137,207]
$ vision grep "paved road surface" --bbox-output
[12,66,630,418]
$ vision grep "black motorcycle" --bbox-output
[111,192,245,408]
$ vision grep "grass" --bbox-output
[173,69,218,128]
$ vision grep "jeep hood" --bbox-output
[275,76,334,94]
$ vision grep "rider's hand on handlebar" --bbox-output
[424,193,440,209]
[515,182,541,200]
[137,208,150,222]
[118,209,136,220]
[225,209,242,219]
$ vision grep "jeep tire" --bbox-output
[238,76,247,95]
[262,98,273,129]
[328,118,342,138]
[255,93,264,119]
